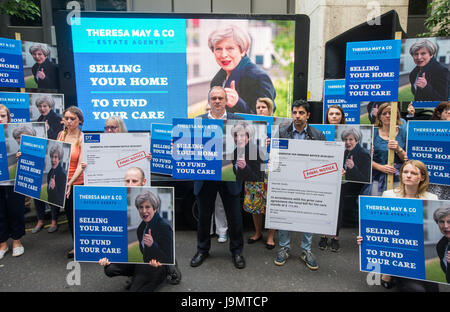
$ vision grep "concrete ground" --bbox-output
[1,219,449,293]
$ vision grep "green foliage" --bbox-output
[419,0,450,37]
[273,78,292,118]
[127,242,144,263]
[0,0,41,21]
[269,20,295,75]
[425,257,447,283]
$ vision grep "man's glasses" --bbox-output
[210,96,224,101]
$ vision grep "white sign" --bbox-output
[83,133,151,186]
[266,139,345,235]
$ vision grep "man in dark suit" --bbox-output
[190,86,246,269]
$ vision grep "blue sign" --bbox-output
[271,138,289,150]
[0,92,30,123]
[309,124,335,142]
[0,126,8,181]
[0,38,25,88]
[14,135,47,199]
[74,186,129,263]
[83,134,101,143]
[71,17,188,131]
[407,120,450,186]
[323,80,360,124]
[359,196,425,280]
[150,123,173,175]
[172,118,223,181]
[345,40,401,102]
[411,101,440,109]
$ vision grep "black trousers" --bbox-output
[196,181,243,256]
[0,186,25,242]
[35,200,60,221]
[64,186,75,239]
[104,263,167,292]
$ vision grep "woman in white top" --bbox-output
[358,160,439,292]
[381,159,437,200]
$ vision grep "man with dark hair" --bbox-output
[190,86,246,269]
[273,99,325,271]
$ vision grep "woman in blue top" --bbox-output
[371,103,408,196]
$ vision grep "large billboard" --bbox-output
[54,12,310,131]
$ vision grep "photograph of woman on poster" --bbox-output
[230,121,265,182]
[407,38,450,101]
[34,95,63,140]
[208,25,276,115]
[341,127,371,184]
[29,44,60,90]
[45,142,68,208]
[135,190,174,265]
[433,207,450,283]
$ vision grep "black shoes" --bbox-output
[247,236,262,244]
[232,254,246,269]
[191,251,245,269]
[167,260,182,285]
[190,252,209,267]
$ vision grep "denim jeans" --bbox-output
[278,230,313,251]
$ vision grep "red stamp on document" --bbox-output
[116,151,147,168]
[303,162,339,179]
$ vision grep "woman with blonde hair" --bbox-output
[383,160,436,200]
[104,116,127,133]
[358,160,439,291]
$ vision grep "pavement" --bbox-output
[1,218,449,293]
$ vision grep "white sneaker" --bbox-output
[217,234,227,243]
[12,246,24,257]
[0,247,9,260]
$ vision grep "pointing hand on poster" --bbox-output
[37,68,46,80]
[225,80,239,108]
[236,154,246,169]
[346,155,355,170]
[49,175,56,190]
[416,72,427,89]
[144,229,154,247]
[407,103,416,117]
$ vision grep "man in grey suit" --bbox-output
[190,86,246,269]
